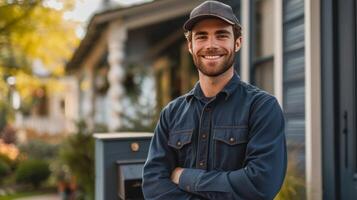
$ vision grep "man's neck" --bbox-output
[198,67,234,98]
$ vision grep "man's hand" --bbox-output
[170,167,184,184]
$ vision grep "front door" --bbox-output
[338,0,357,199]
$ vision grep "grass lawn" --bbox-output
[0,190,55,200]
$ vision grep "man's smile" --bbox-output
[201,55,224,60]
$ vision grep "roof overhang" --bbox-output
[66,0,204,72]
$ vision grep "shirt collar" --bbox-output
[185,72,241,102]
[185,81,204,102]
[220,72,240,100]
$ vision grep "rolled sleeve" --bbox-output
[178,168,205,192]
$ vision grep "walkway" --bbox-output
[15,194,60,200]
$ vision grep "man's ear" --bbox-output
[234,37,242,52]
[188,41,193,54]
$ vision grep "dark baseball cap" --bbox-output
[183,1,240,31]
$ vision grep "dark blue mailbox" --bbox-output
[94,132,153,200]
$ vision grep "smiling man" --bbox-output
[142,1,287,200]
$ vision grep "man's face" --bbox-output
[188,18,241,77]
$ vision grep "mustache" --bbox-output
[197,48,227,56]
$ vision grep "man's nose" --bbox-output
[206,37,219,49]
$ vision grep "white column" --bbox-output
[107,21,127,132]
[305,0,322,199]
[274,0,283,106]
[82,69,95,131]
[241,0,250,83]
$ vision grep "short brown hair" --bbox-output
[184,24,242,42]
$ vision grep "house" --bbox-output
[66,0,357,199]
[12,76,78,140]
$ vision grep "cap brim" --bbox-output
[183,14,235,31]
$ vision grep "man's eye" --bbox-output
[217,35,228,38]
[196,36,206,40]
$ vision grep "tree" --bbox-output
[0,0,78,121]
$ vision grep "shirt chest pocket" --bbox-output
[168,129,194,166]
[213,127,248,170]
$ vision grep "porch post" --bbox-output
[107,21,127,131]
[305,0,322,199]
[240,0,250,83]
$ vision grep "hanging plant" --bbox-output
[94,65,109,95]
[122,63,147,102]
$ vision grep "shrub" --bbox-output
[15,159,51,188]
[0,160,10,179]
[18,139,59,160]
[0,153,13,166]
[59,122,95,200]
[275,147,306,200]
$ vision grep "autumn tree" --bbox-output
[0,0,79,126]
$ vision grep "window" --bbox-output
[251,0,275,94]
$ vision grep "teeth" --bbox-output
[203,55,221,59]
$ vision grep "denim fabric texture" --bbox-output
[142,73,287,200]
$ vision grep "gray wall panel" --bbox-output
[286,118,305,136]
[284,84,305,114]
[284,49,305,81]
[284,18,305,51]
[284,0,304,21]
[283,0,305,139]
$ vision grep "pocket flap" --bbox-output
[213,128,248,145]
[168,129,193,149]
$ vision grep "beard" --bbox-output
[192,47,236,77]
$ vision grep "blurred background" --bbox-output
[0,0,355,200]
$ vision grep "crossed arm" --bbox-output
[142,97,287,200]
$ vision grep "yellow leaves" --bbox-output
[0,0,79,107]
[44,78,65,93]
[52,64,64,76]
[15,71,42,98]
[14,71,66,99]
[8,3,79,73]
[1,0,79,75]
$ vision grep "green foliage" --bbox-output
[18,139,59,160]
[15,159,50,188]
[0,153,12,165]
[275,148,306,200]
[0,153,16,170]
[0,101,13,132]
[59,122,95,200]
[0,159,10,180]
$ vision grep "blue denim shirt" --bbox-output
[142,74,287,200]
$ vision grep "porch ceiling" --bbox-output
[66,0,204,72]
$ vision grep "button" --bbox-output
[229,137,235,143]
[204,107,211,112]
[177,141,182,146]
[201,133,207,139]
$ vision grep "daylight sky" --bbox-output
[46,0,152,38]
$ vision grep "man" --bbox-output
[142,1,287,199]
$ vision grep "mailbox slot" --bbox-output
[117,160,145,200]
